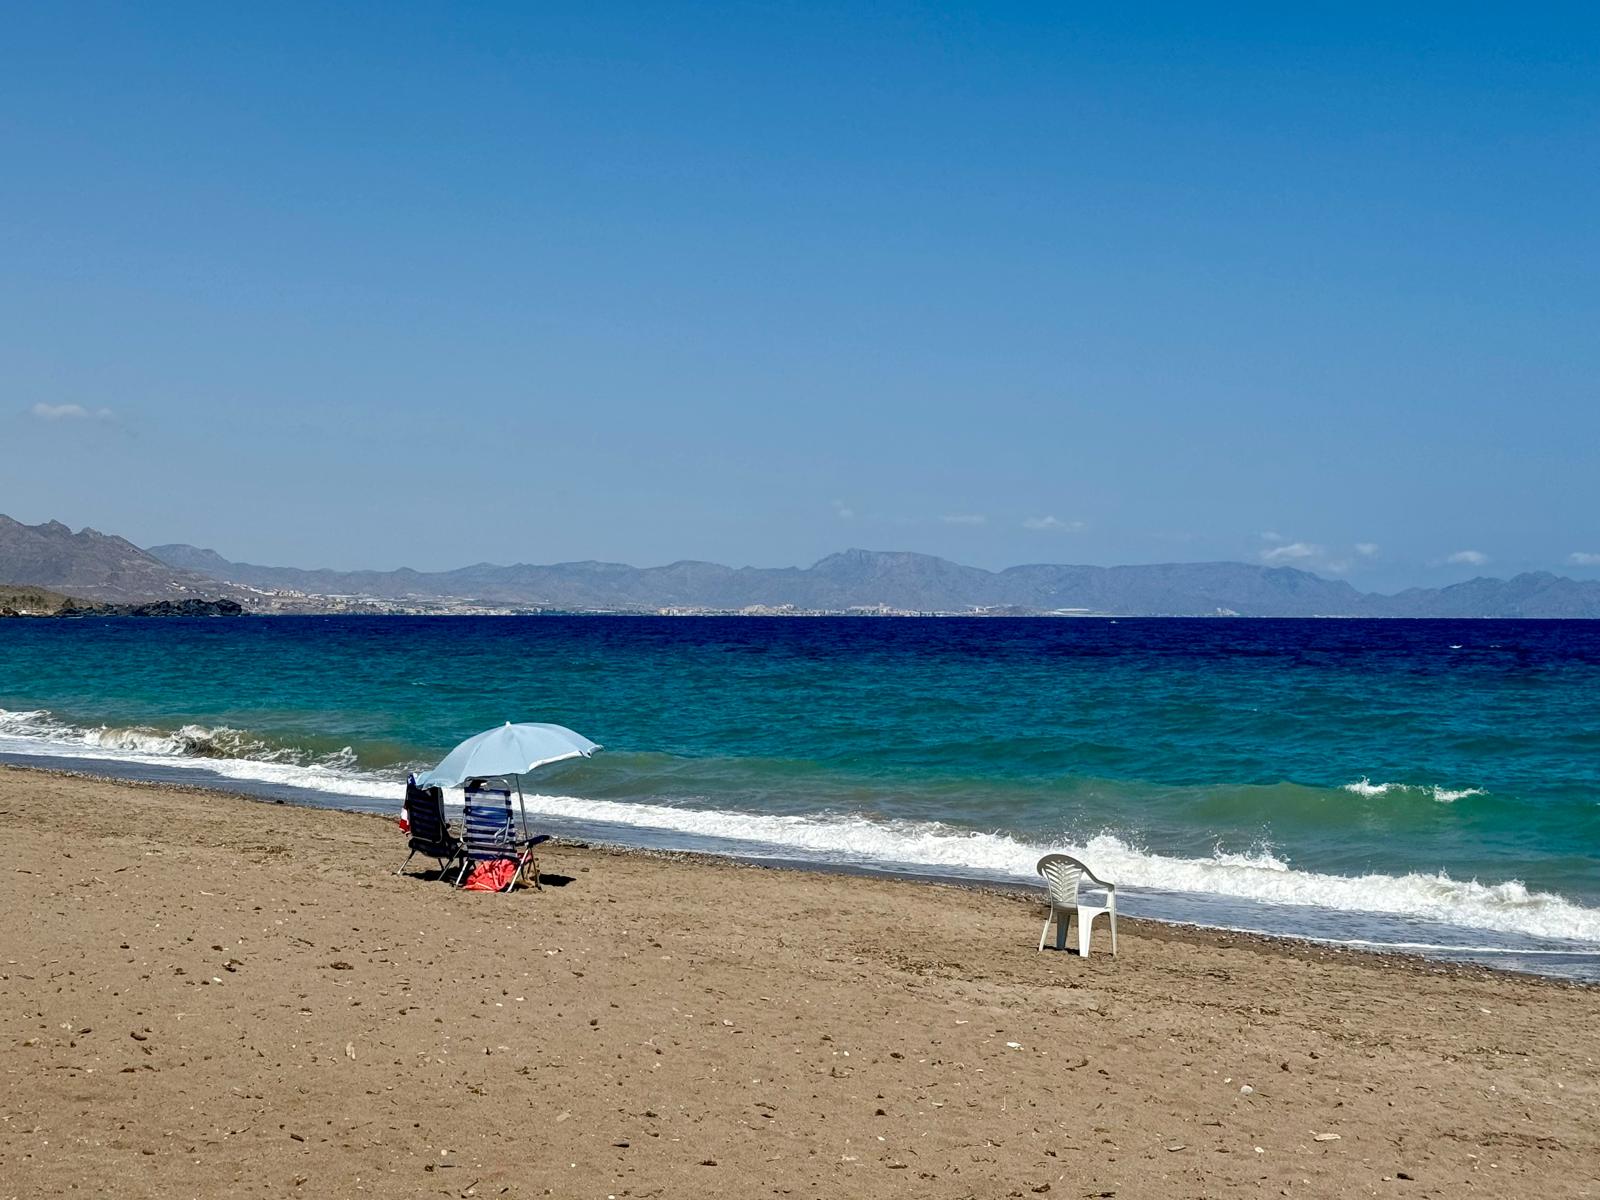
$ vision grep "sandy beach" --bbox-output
[2,765,1596,1199]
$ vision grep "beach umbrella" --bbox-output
[416,721,601,837]
[417,721,600,788]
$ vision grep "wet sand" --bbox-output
[2,764,1597,1198]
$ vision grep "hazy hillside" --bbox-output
[1376,572,1600,619]
[0,516,239,604]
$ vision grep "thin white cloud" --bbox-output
[1257,534,1377,573]
[1260,541,1320,564]
[31,403,113,421]
[1446,550,1489,567]
[941,513,987,526]
[832,500,855,521]
[1022,516,1085,533]
[1568,552,1600,566]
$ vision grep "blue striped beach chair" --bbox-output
[454,780,549,891]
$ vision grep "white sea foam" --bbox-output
[1431,786,1487,803]
[1343,777,1389,797]
[1344,777,1486,803]
[0,708,396,800]
[2,707,1595,946]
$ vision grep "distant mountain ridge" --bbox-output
[5,515,1598,616]
[146,537,1600,618]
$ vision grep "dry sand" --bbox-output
[2,765,1597,1198]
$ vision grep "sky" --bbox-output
[2,3,1596,590]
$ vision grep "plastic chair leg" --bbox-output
[1038,915,1052,951]
[1056,910,1071,952]
[1078,910,1097,957]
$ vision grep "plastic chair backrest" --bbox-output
[1037,853,1089,907]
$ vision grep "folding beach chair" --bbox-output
[396,776,462,877]
[454,780,549,892]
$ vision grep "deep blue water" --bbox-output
[3,615,1598,976]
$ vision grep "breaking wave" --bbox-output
[507,792,1600,944]
[1343,777,1487,803]
[0,707,396,800]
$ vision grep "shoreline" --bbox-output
[4,762,1589,989]
[8,760,1595,988]
[5,756,1598,985]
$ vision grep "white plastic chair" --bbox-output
[1036,853,1117,956]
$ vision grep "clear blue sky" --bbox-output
[3,3,1596,590]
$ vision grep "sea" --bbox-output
[2,615,1598,982]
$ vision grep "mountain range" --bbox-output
[4,514,1600,617]
[147,543,1600,617]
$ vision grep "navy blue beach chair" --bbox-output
[455,780,550,891]
[396,776,462,877]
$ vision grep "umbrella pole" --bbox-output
[515,775,529,840]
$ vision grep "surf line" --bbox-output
[1193,925,1600,956]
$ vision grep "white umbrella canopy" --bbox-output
[415,721,601,790]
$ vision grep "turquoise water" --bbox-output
[2,616,1598,976]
